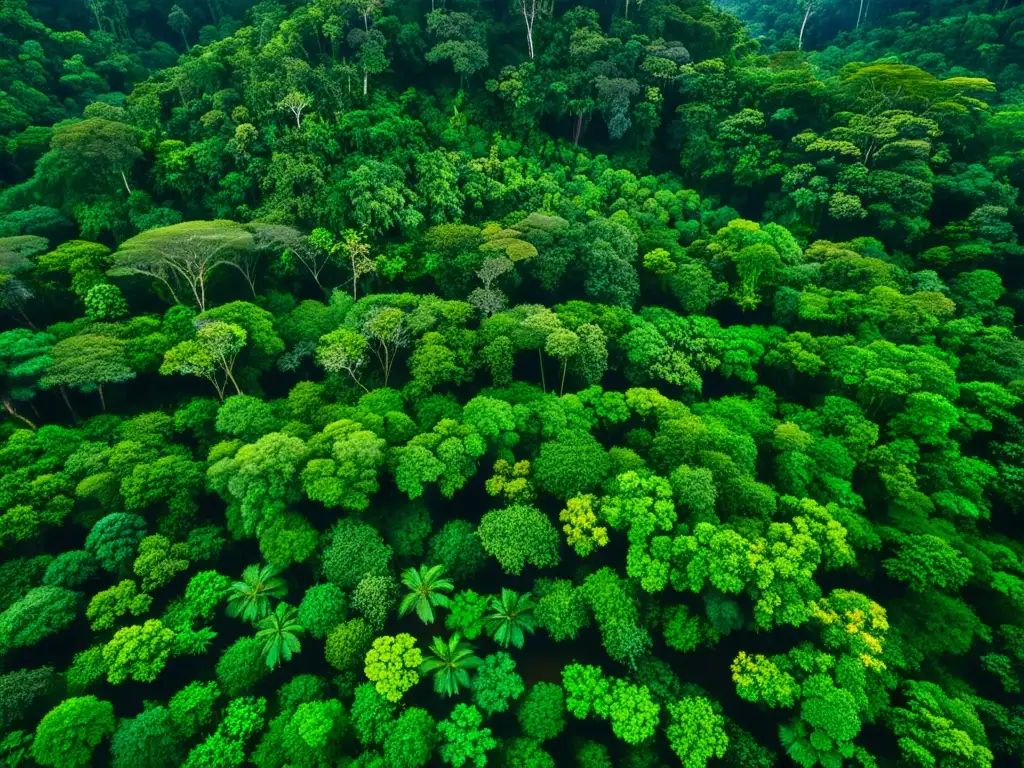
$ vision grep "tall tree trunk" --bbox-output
[364,71,369,96]
[120,169,133,195]
[57,386,78,423]
[538,349,547,393]
[98,384,106,412]
[856,0,865,28]
[799,3,813,50]
[181,31,191,51]
[3,399,36,430]
[560,359,568,396]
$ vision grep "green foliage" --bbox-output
[298,584,347,640]
[169,681,221,739]
[666,697,729,768]
[326,618,375,672]
[111,706,184,768]
[227,563,287,623]
[400,564,454,624]
[478,504,560,575]
[216,637,269,697]
[0,566,71,634]
[321,519,393,588]
[485,588,537,648]
[32,696,115,768]
[364,633,422,703]
[383,707,437,768]
[103,619,176,684]
[472,652,524,715]
[256,602,304,669]
[419,633,482,697]
[437,703,496,767]
[518,682,567,741]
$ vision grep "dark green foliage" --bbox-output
[383,707,437,768]
[216,637,269,697]
[427,520,488,581]
[0,666,55,731]
[321,520,393,589]
[1,0,1023,764]
[111,706,184,768]
[298,583,348,639]
[518,683,566,741]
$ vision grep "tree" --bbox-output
[437,703,496,768]
[519,682,566,741]
[207,433,307,535]
[86,579,151,631]
[168,5,191,50]
[472,652,524,715]
[168,681,220,739]
[160,321,247,400]
[383,707,437,768]
[351,682,396,746]
[321,519,392,588]
[517,0,538,59]
[216,636,270,696]
[365,633,422,703]
[428,520,488,581]
[485,588,537,649]
[256,602,304,669]
[0,328,52,428]
[666,697,729,768]
[110,221,258,311]
[103,619,176,684]
[400,564,455,624]
[227,563,287,623]
[425,11,489,89]
[326,618,375,672]
[278,91,311,128]
[40,333,135,411]
[86,513,147,574]
[298,583,347,639]
[31,696,115,768]
[134,535,190,591]
[889,681,994,768]
[316,328,370,392]
[111,706,184,768]
[48,118,141,195]
[478,504,560,575]
[419,633,482,697]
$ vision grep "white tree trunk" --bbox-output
[799,3,813,49]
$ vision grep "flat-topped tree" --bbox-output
[109,221,266,311]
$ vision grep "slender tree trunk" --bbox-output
[799,3,813,49]
[560,359,568,396]
[520,0,536,59]
[57,386,78,423]
[29,400,40,419]
[856,0,865,28]
[364,71,369,96]
[225,368,243,396]
[98,384,106,412]
[120,169,133,195]
[181,31,191,51]
[3,400,36,429]
[537,349,547,393]
[349,370,371,394]
[16,306,38,331]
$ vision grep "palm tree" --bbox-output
[227,563,287,623]
[399,564,455,624]
[485,588,536,649]
[419,633,482,697]
[256,602,304,669]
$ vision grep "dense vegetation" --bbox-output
[1,0,1023,766]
